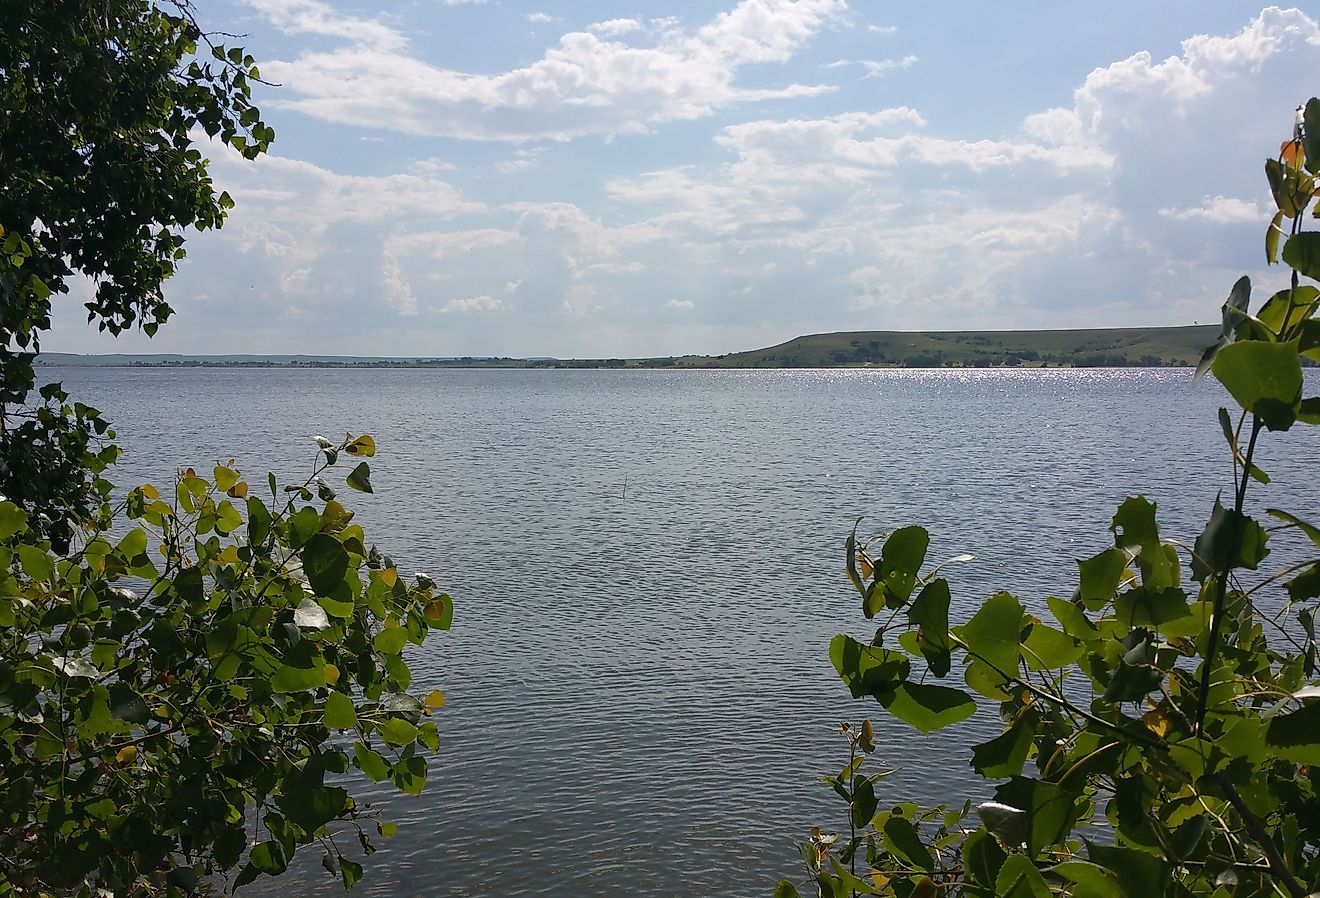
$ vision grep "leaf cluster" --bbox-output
[0,0,272,546]
[781,100,1320,898]
[0,435,452,897]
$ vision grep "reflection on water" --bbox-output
[45,367,1320,897]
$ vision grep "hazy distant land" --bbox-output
[39,325,1222,370]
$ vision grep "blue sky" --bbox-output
[48,2,1320,357]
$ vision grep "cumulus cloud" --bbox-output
[51,5,1320,359]
[381,251,418,316]
[245,0,847,140]
[588,18,642,36]
[440,296,506,313]
[860,55,918,78]
[1158,196,1264,222]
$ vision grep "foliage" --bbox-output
[778,100,1320,898]
[0,0,271,546]
[0,434,452,896]
[0,4,452,895]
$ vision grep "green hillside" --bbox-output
[680,325,1220,369]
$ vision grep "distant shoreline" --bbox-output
[38,324,1225,369]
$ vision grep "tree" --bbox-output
[0,4,450,895]
[779,100,1320,898]
[0,0,271,550]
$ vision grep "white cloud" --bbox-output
[243,0,404,51]
[860,55,918,78]
[527,12,555,24]
[249,0,847,140]
[440,296,506,313]
[381,251,418,316]
[588,18,642,37]
[666,299,695,309]
[1158,196,1264,222]
[868,24,897,34]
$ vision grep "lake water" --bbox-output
[42,366,1320,897]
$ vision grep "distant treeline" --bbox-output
[42,325,1290,370]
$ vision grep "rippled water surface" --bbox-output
[44,366,1320,897]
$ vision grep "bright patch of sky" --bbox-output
[48,2,1320,357]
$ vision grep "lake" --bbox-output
[42,366,1320,897]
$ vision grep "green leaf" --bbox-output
[246,497,272,546]
[879,681,976,734]
[1265,699,1320,764]
[830,635,909,699]
[971,710,1036,778]
[1083,841,1168,893]
[1305,97,1320,176]
[1049,861,1125,898]
[373,626,409,655]
[773,882,802,898]
[324,692,358,729]
[1048,596,1096,638]
[864,526,929,617]
[1256,286,1320,337]
[1113,586,1191,634]
[1077,548,1127,610]
[271,660,327,693]
[992,776,1081,858]
[117,527,148,558]
[0,501,29,540]
[995,854,1050,898]
[109,682,149,724]
[1195,276,1251,382]
[1266,208,1285,264]
[17,544,53,580]
[1284,231,1320,281]
[354,742,390,782]
[249,841,286,875]
[301,532,349,596]
[1110,496,1158,549]
[1192,500,1269,581]
[339,856,363,890]
[963,829,1007,887]
[955,591,1023,685]
[1212,339,1303,430]
[276,784,348,832]
[907,578,951,676]
[377,717,418,747]
[346,461,373,494]
[1267,508,1320,550]
[882,816,934,871]
[174,566,204,605]
[850,776,877,829]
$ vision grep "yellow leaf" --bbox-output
[858,718,876,753]
[140,483,160,500]
[1143,706,1172,738]
[858,551,874,581]
[424,689,445,709]
[324,663,340,686]
[227,481,249,498]
[115,745,137,764]
[182,467,197,479]
[379,568,398,588]
[344,434,376,457]
[217,545,240,565]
